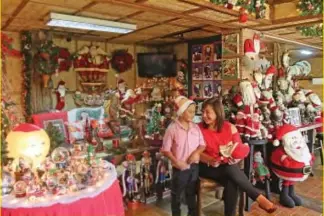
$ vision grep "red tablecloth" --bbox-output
[1,180,124,216]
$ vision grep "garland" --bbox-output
[111,49,133,73]
[296,0,323,37]
[21,31,33,120]
[297,24,323,37]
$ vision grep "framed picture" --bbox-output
[222,58,238,80]
[287,108,302,127]
[202,44,214,62]
[202,63,213,80]
[203,81,213,98]
[222,33,239,57]
[213,61,222,80]
[213,80,222,97]
[192,64,203,80]
[44,119,68,139]
[192,45,203,63]
[214,42,222,60]
[192,81,203,98]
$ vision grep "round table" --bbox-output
[1,163,125,216]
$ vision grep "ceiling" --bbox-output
[1,0,322,48]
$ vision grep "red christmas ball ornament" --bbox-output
[239,8,248,23]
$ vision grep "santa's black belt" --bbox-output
[271,163,312,175]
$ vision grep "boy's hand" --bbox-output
[187,151,200,164]
[175,161,189,170]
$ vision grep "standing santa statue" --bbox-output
[55,80,67,110]
[271,124,315,208]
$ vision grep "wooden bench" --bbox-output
[198,177,244,216]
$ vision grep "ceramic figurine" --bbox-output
[252,151,271,185]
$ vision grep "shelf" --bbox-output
[80,82,106,86]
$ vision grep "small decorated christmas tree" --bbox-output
[45,123,65,154]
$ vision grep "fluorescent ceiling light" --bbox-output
[46,12,136,34]
[300,50,312,55]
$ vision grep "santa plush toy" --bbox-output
[55,80,66,110]
[116,78,127,100]
[263,65,276,90]
[271,124,315,208]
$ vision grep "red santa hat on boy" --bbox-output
[174,96,195,117]
[273,124,296,147]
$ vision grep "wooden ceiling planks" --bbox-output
[86,2,141,17]
[142,0,199,12]
[1,0,24,16]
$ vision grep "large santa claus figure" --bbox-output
[271,124,315,208]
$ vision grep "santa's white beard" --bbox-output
[283,135,311,164]
[240,83,256,105]
[58,87,66,97]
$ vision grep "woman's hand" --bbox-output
[175,161,189,170]
[187,151,200,164]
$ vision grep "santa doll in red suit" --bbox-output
[55,80,66,110]
[305,90,323,133]
[271,124,315,208]
[116,78,127,101]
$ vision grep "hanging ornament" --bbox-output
[239,7,248,23]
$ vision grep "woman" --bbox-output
[199,97,277,216]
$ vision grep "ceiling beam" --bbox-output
[179,0,272,25]
[94,0,237,29]
[73,1,97,15]
[255,14,322,30]
[114,11,144,21]
[2,0,30,30]
[272,0,298,4]
[105,17,180,42]
[263,33,322,50]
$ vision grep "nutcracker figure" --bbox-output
[121,154,139,203]
[155,152,171,191]
[140,151,154,197]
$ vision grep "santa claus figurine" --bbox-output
[55,80,67,110]
[271,124,315,208]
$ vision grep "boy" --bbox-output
[162,96,205,216]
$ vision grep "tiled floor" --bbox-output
[125,154,323,216]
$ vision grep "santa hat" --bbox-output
[273,124,298,146]
[125,153,135,161]
[118,78,125,85]
[174,96,195,117]
[233,94,243,107]
[244,39,255,56]
[265,65,277,77]
[304,90,313,97]
[142,151,150,157]
[12,123,42,132]
[57,80,65,88]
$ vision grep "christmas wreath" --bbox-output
[111,49,133,73]
[296,0,323,37]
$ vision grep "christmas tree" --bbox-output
[45,123,65,154]
[146,104,163,136]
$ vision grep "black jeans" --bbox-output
[199,163,260,216]
[171,164,199,216]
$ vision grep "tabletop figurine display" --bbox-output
[140,151,155,203]
[121,154,140,208]
[2,146,112,202]
[252,151,271,185]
